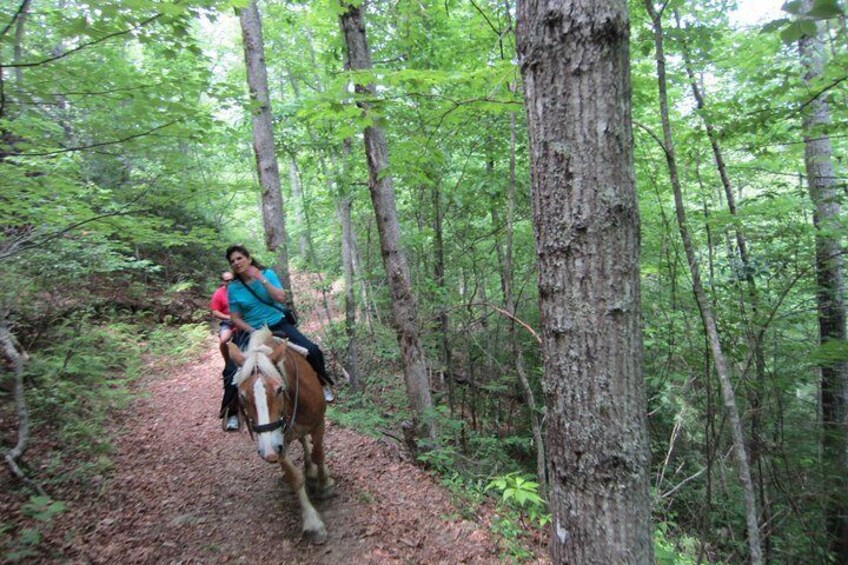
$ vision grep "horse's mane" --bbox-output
[232,327,287,387]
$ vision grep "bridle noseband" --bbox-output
[249,416,289,435]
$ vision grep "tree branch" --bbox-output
[0,0,30,40]
[9,117,186,157]
[1,13,162,69]
[451,301,542,344]
[0,194,151,262]
[0,321,46,496]
[794,73,848,116]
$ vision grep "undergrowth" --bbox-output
[0,318,209,562]
[324,343,548,562]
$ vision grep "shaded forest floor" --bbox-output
[2,336,548,563]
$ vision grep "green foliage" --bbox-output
[654,521,702,565]
[485,472,549,529]
[21,497,66,523]
[145,323,210,358]
[0,496,67,562]
[2,0,845,561]
[326,399,391,437]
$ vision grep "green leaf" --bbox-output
[760,18,789,33]
[782,0,805,14]
[807,0,844,18]
[780,21,804,42]
[800,20,819,36]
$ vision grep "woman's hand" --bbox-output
[245,265,264,281]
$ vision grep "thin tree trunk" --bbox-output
[12,0,30,84]
[517,1,652,562]
[506,98,547,494]
[798,5,848,559]
[644,3,763,563]
[339,1,435,443]
[432,176,454,412]
[238,0,292,303]
[288,155,310,263]
[678,17,773,557]
[337,194,360,391]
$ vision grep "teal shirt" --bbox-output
[226,269,285,329]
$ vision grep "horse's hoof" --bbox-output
[313,482,337,501]
[304,526,327,545]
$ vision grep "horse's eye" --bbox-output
[276,386,284,396]
[239,392,246,401]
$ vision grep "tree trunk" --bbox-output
[238,0,292,303]
[432,175,454,412]
[798,6,848,560]
[288,155,310,263]
[339,1,435,443]
[644,2,763,563]
[676,13,774,558]
[337,194,360,392]
[516,1,652,562]
[12,0,31,85]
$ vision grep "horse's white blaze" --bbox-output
[253,378,283,458]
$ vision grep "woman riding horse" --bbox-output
[219,245,334,430]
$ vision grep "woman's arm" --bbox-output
[246,267,289,304]
[230,312,254,333]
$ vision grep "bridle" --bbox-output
[239,349,300,441]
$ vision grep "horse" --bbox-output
[227,327,335,543]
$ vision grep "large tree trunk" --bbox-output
[238,0,292,302]
[644,2,763,563]
[339,1,435,443]
[798,6,848,560]
[516,1,652,562]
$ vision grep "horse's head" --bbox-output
[228,328,291,464]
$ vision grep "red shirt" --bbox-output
[210,285,230,316]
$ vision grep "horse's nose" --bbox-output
[261,449,279,463]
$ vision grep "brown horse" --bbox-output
[227,328,335,543]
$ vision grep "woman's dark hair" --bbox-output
[225,245,266,270]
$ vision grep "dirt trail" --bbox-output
[43,342,522,564]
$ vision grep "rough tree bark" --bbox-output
[339,1,435,442]
[516,1,652,562]
[238,0,292,302]
[798,4,848,560]
[644,2,763,563]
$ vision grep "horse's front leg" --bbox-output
[299,435,318,483]
[279,456,327,544]
[307,423,335,499]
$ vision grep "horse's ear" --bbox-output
[228,343,245,366]
[269,340,288,364]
